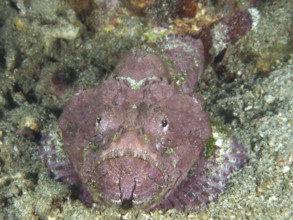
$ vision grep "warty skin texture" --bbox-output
[58,41,212,210]
[41,7,259,210]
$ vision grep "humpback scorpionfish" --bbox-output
[41,8,260,211]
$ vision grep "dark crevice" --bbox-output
[0,110,3,119]
[25,172,39,185]
[13,83,38,104]
[25,91,38,104]
[0,47,6,71]
[218,108,239,124]
[213,48,226,64]
[8,0,21,13]
[51,108,63,118]
[46,56,59,63]
[5,91,18,109]
[17,127,42,142]
[51,67,78,88]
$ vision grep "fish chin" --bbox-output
[82,148,167,208]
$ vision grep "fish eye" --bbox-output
[96,116,102,125]
[161,119,168,128]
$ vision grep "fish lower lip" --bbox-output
[83,150,166,206]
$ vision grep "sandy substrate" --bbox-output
[0,0,292,219]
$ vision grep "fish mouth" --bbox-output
[83,148,166,207]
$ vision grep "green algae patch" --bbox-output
[204,137,216,158]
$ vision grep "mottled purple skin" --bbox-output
[58,36,212,209]
[41,8,259,210]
